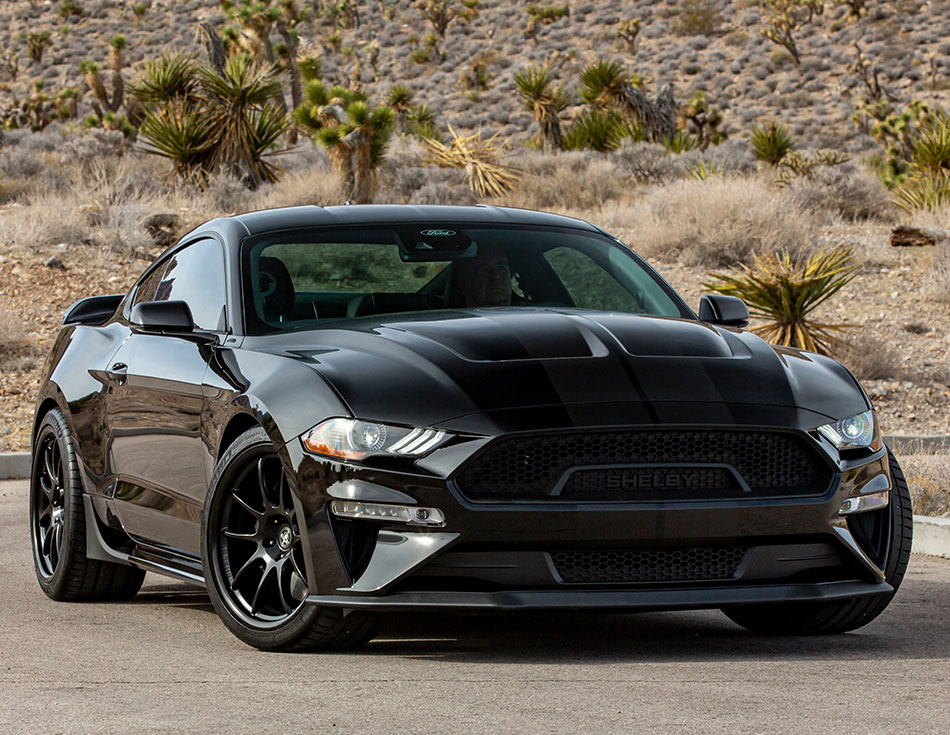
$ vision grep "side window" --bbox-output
[154,240,228,331]
[543,247,645,313]
[131,263,168,309]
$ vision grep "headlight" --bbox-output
[817,410,881,451]
[301,418,449,460]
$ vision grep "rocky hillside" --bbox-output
[2,0,949,149]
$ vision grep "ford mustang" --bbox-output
[30,204,912,650]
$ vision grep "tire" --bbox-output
[202,426,380,652]
[30,408,145,601]
[722,448,913,635]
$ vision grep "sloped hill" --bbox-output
[1,0,949,148]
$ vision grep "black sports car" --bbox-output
[31,204,912,651]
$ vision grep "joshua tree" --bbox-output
[414,0,478,38]
[581,59,675,144]
[515,64,570,150]
[293,67,395,203]
[26,31,53,64]
[80,34,128,117]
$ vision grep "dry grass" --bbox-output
[0,310,40,371]
[835,335,905,381]
[925,241,950,303]
[622,176,813,266]
[786,164,896,224]
[900,454,950,517]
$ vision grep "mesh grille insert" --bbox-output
[454,430,829,502]
[551,547,749,584]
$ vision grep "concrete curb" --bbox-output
[0,453,30,481]
[912,515,950,559]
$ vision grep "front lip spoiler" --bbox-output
[306,580,892,611]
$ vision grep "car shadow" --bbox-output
[128,576,950,664]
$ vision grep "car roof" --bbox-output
[226,204,602,237]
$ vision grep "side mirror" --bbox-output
[63,294,123,326]
[699,294,750,328]
[130,300,195,333]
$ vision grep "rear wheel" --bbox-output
[722,449,912,635]
[30,409,145,601]
[202,427,380,651]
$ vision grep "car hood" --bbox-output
[250,308,868,431]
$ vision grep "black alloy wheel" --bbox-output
[32,432,66,578]
[203,427,380,651]
[216,455,309,626]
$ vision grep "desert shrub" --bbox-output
[629,176,812,266]
[901,455,950,516]
[834,334,904,380]
[671,0,723,36]
[705,246,858,355]
[525,4,570,38]
[611,142,680,184]
[787,163,895,221]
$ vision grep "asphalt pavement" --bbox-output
[1,479,948,734]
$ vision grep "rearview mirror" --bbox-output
[698,294,750,328]
[129,300,195,333]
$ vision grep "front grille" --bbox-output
[551,547,749,584]
[454,429,830,502]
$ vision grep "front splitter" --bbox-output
[305,579,892,611]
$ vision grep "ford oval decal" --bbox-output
[419,229,456,237]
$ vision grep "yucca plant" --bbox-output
[134,53,287,187]
[580,58,674,143]
[293,68,395,202]
[129,53,200,106]
[663,130,698,153]
[562,109,625,152]
[686,159,729,180]
[407,103,442,142]
[388,83,414,132]
[750,121,794,165]
[704,246,858,355]
[138,102,216,184]
[26,31,53,64]
[515,64,570,150]
[895,108,950,211]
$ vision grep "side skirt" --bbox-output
[83,494,206,587]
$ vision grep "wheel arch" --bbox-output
[216,411,265,461]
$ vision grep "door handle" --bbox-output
[107,362,128,385]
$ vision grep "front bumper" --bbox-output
[286,422,894,612]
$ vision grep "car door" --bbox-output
[106,238,228,554]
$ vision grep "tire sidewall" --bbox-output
[201,427,320,650]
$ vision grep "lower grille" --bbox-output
[550,547,749,584]
[454,429,831,502]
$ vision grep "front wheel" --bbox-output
[202,427,380,651]
[722,449,913,635]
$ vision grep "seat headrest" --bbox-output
[258,256,295,322]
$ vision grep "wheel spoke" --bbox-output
[275,559,294,614]
[289,567,308,601]
[52,443,62,488]
[249,563,274,615]
[42,524,54,558]
[43,445,56,486]
[231,492,263,520]
[223,529,257,540]
[256,457,273,509]
[39,473,54,497]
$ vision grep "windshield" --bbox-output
[241,225,691,334]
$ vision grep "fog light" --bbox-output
[838,491,889,516]
[330,500,446,526]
